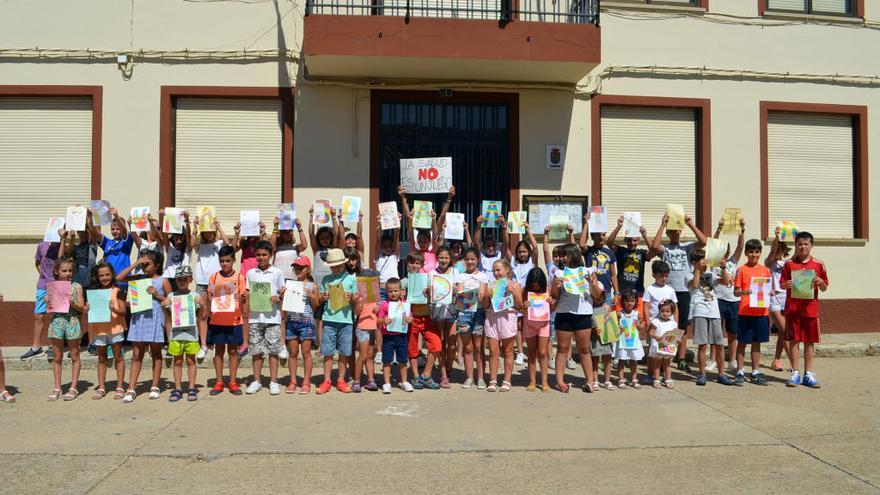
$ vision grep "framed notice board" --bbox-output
[522,195,590,240]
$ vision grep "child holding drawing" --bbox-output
[346,247,379,393]
[316,248,359,395]
[161,266,205,402]
[687,250,733,386]
[614,290,644,389]
[506,221,537,366]
[455,247,489,389]
[429,246,458,388]
[86,262,127,400]
[521,267,552,392]
[766,225,791,372]
[482,259,523,392]
[206,245,247,396]
[733,239,771,386]
[376,278,414,393]
[282,256,319,394]
[648,299,679,388]
[45,257,85,401]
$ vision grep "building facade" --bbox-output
[0,0,877,340]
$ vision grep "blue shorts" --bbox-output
[321,321,353,357]
[718,300,739,334]
[737,315,770,344]
[286,320,316,341]
[207,324,244,345]
[34,288,47,314]
[356,328,375,343]
[455,310,485,336]
[381,333,408,365]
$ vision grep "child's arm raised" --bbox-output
[463,220,473,248]
[356,210,365,254]
[397,185,413,227]
[333,210,344,248]
[522,221,539,262]
[578,212,591,254]
[651,213,668,255]
[182,211,192,252]
[685,214,708,248]
[606,216,624,252]
[542,225,552,266]
[111,208,128,239]
[373,217,383,263]
[732,216,746,262]
[86,212,100,246]
[152,212,166,247]
[270,216,280,250]
[58,229,70,258]
[232,222,241,252]
[505,227,515,261]
[294,218,308,253]
[191,216,201,247]
[474,215,484,252]
[436,186,455,233]
[217,219,231,247]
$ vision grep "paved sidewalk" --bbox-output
[1,358,878,494]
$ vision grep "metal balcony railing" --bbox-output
[305,0,600,24]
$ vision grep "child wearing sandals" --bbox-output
[614,290,644,389]
[283,256,319,395]
[162,266,206,402]
[521,268,552,392]
[482,259,523,392]
[429,246,458,389]
[45,257,85,402]
[648,299,679,389]
[87,262,127,400]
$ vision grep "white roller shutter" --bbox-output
[600,106,697,232]
[0,97,93,236]
[174,98,283,228]
[767,0,808,11]
[812,0,850,14]
[767,112,854,239]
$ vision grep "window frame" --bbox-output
[759,0,864,18]
[759,101,869,241]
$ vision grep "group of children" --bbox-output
[6,188,830,404]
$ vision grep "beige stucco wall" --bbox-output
[0,0,877,300]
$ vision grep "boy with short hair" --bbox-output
[780,231,828,388]
[402,251,442,390]
[317,248,359,394]
[376,278,415,393]
[206,245,247,395]
[245,240,286,395]
[733,239,771,386]
[687,250,733,386]
[162,266,206,402]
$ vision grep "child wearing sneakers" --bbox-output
[402,251,442,390]
[642,260,678,381]
[376,278,414,393]
[317,248,359,394]
[733,239,771,386]
[162,266,205,402]
[687,250,732,386]
[282,256,320,395]
[206,246,247,396]
[780,231,829,388]
[245,240,286,395]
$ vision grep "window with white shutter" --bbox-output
[766,0,855,16]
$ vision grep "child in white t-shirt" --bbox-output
[648,300,679,389]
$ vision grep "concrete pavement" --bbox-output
[1,357,879,494]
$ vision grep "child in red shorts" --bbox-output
[780,231,828,388]
[402,251,442,390]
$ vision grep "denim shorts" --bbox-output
[355,328,375,343]
[455,310,484,336]
[321,321,353,356]
[718,300,739,334]
[285,320,316,341]
[93,333,125,346]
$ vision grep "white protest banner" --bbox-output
[400,157,453,194]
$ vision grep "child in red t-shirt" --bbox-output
[733,239,772,386]
[780,231,829,388]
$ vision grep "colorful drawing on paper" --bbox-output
[198,206,216,232]
[277,203,296,230]
[387,302,411,333]
[507,211,527,234]
[749,276,772,309]
[43,217,66,242]
[90,200,112,226]
[163,207,185,234]
[722,208,742,235]
[779,220,798,242]
[327,283,347,312]
[666,204,685,231]
[562,267,588,295]
[65,206,87,232]
[454,290,479,313]
[282,280,306,313]
[444,212,465,240]
[595,307,619,344]
[47,281,71,314]
[791,269,816,300]
[549,215,570,240]
[481,200,501,228]
[341,196,362,224]
[587,205,608,233]
[705,238,728,268]
[313,199,333,227]
[432,274,453,305]
[240,210,260,237]
[406,273,429,304]
[623,211,641,238]
[210,282,236,313]
[619,315,640,350]
[657,329,684,356]
[357,276,381,304]
[378,202,400,230]
[171,294,197,329]
[490,278,514,312]
[412,200,433,230]
[399,157,453,195]
[130,207,151,233]
[248,281,272,312]
[128,279,153,314]
[87,289,112,323]
[527,292,550,322]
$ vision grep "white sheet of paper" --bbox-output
[444,212,465,240]
[240,210,260,237]
[282,280,306,313]
[378,202,400,230]
[43,217,65,242]
[623,211,641,238]
[65,206,87,232]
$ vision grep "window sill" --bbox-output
[762,11,864,25]
[601,1,706,15]
[0,235,44,242]
[763,238,867,247]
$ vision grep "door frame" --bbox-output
[369,89,520,243]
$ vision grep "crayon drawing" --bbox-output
[779,221,798,242]
[595,307,619,344]
[171,294,197,329]
[490,278,514,312]
[328,283,347,312]
[412,200,433,230]
[657,329,684,356]
[378,202,400,230]
[341,196,362,224]
[623,212,641,238]
[277,203,296,230]
[163,208,185,234]
[43,217,66,242]
[87,289,112,323]
[507,211,527,234]
[705,238,728,268]
[619,316,640,350]
[47,281,71,314]
[587,205,608,233]
[198,206,216,232]
[666,204,685,231]
[90,200,113,226]
[527,293,550,322]
[282,280,306,313]
[432,274,453,305]
[357,276,381,304]
[562,267,588,295]
[722,208,742,234]
[248,281,272,312]
[549,215,570,240]
[749,276,772,308]
[444,212,465,240]
[240,210,260,237]
[387,302,411,334]
[406,273,429,304]
[791,269,816,300]
[210,282,236,313]
[313,199,333,227]
[454,290,478,312]
[481,200,501,228]
[128,278,153,313]
[66,206,87,232]
[130,207,151,233]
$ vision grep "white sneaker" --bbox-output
[462,378,474,389]
[549,357,556,369]
[382,383,392,394]
[566,359,577,370]
[706,360,718,371]
[246,381,262,394]
[278,348,289,366]
[374,351,383,364]
[269,382,281,395]
[515,353,525,366]
[401,382,414,392]
[195,346,207,363]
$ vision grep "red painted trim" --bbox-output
[159,86,295,208]
[0,85,103,199]
[591,95,712,234]
[303,15,600,64]
[759,0,864,17]
[759,101,869,240]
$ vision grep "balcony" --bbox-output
[302,0,601,84]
